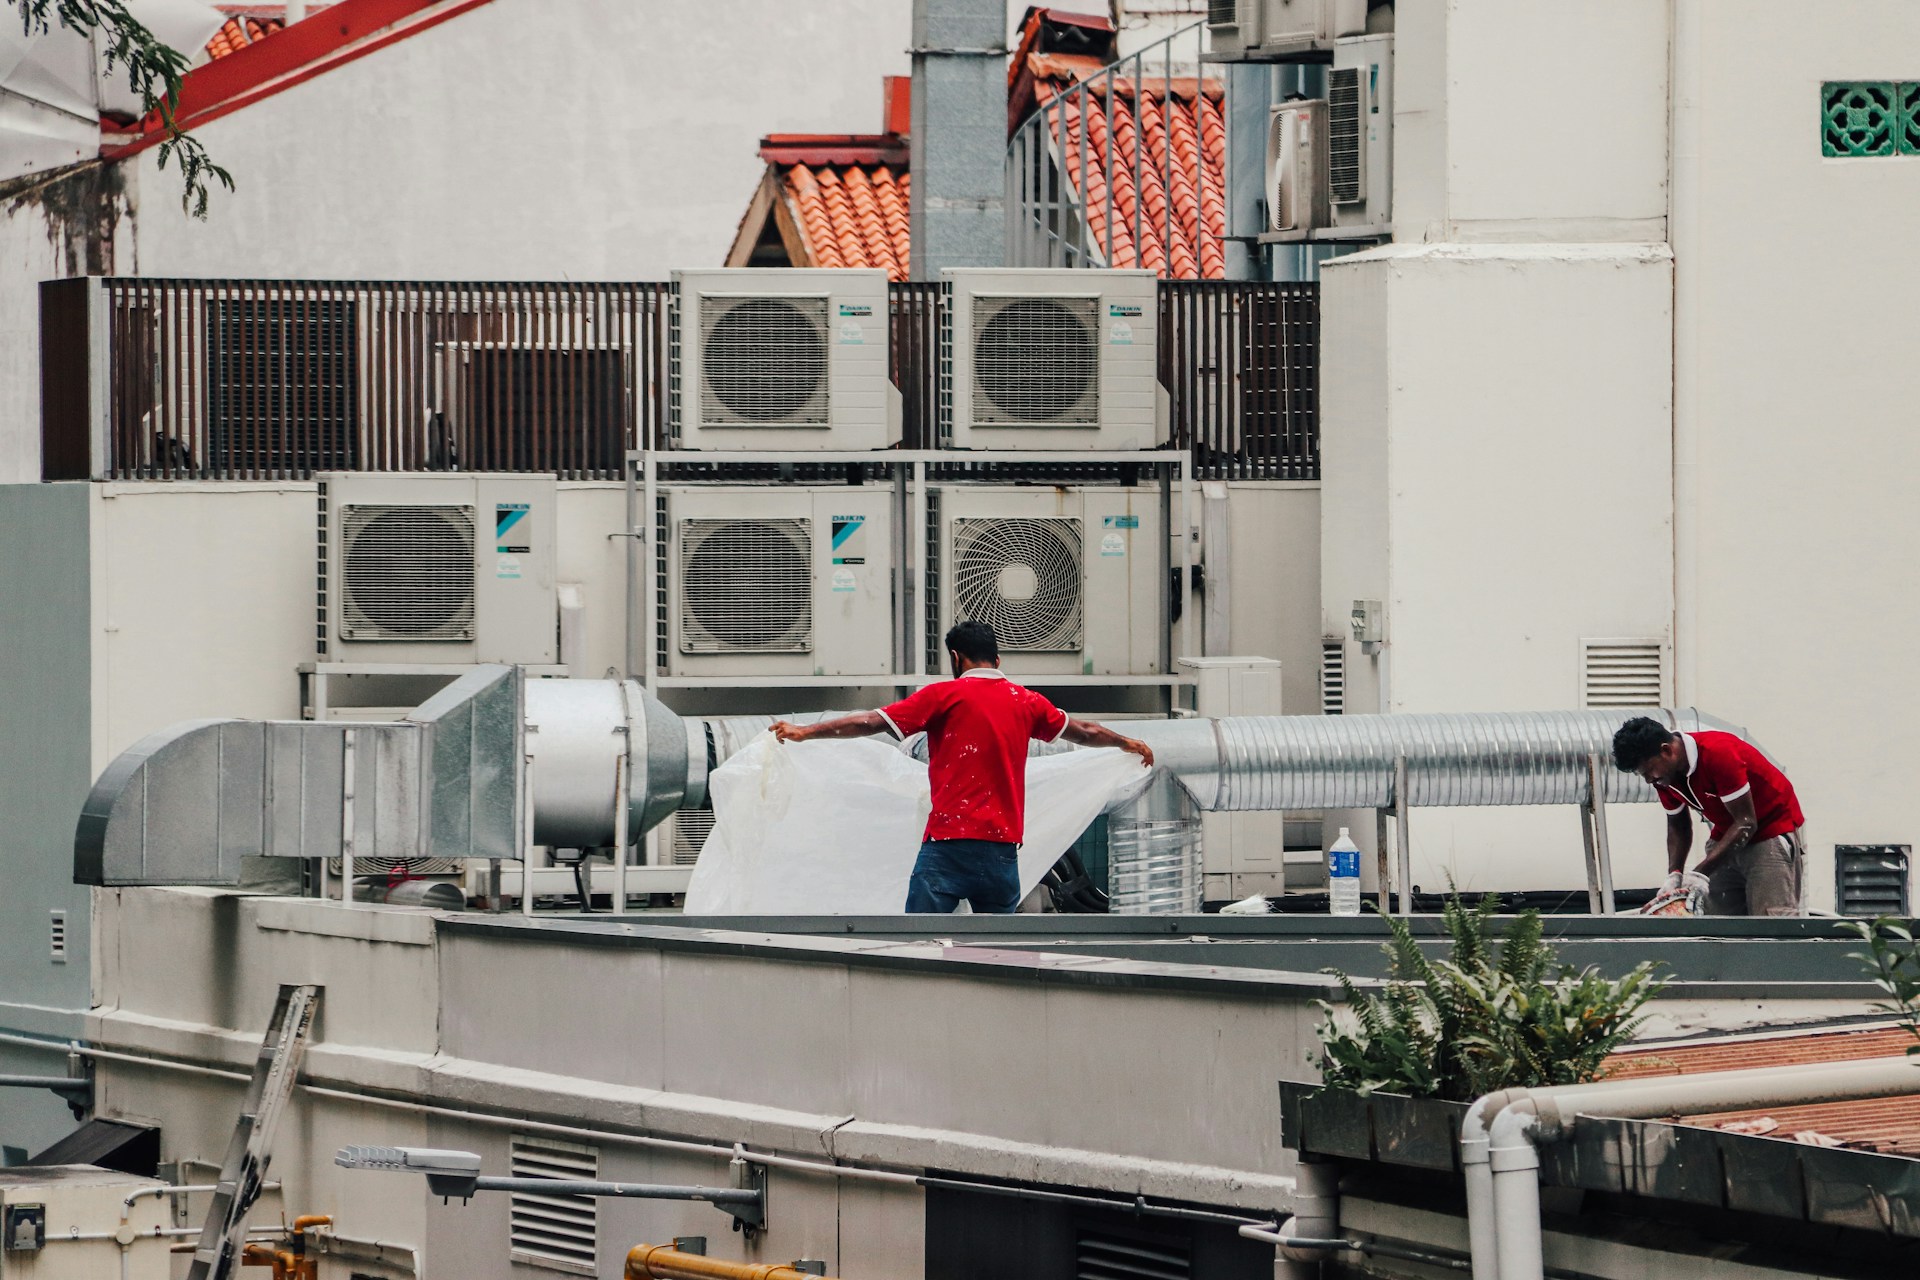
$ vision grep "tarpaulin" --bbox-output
[684,734,1146,914]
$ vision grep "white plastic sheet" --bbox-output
[683,734,1147,914]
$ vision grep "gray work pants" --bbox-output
[1704,826,1806,917]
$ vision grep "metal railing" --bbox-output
[1004,20,1225,278]
[47,275,1316,483]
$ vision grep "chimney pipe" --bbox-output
[907,0,1007,277]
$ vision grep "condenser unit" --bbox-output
[933,486,1163,678]
[941,269,1164,451]
[1258,0,1367,58]
[1266,100,1328,240]
[1205,0,1262,56]
[670,268,898,451]
[665,486,894,677]
[317,472,557,665]
[1329,33,1393,233]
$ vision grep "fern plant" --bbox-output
[1845,917,1920,1055]
[1315,893,1666,1101]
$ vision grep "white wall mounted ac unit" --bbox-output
[1259,0,1367,58]
[1329,33,1393,233]
[317,472,557,665]
[941,269,1164,452]
[665,486,894,677]
[933,486,1163,678]
[670,268,898,451]
[1205,0,1262,56]
[1266,100,1329,240]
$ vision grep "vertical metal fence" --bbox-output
[69,277,1315,482]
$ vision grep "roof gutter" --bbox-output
[1463,1055,1920,1280]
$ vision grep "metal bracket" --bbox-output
[726,1157,767,1236]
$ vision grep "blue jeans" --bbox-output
[904,840,1021,914]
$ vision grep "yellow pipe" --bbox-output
[624,1243,839,1280]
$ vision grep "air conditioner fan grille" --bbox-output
[699,296,830,425]
[679,518,813,653]
[340,504,475,641]
[953,517,1083,651]
[971,296,1099,427]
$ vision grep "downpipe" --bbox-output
[1463,1055,1920,1280]
[1275,1159,1339,1278]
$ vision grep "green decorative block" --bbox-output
[1823,81,1896,157]
[1899,82,1920,155]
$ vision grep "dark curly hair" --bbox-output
[1611,716,1674,772]
[945,619,999,664]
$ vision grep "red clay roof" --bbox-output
[1605,1026,1920,1155]
[783,162,910,280]
[205,15,285,61]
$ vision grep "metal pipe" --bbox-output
[1393,755,1411,916]
[123,1184,219,1222]
[626,1244,829,1280]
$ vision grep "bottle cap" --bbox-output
[1338,827,1349,837]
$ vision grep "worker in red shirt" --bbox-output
[770,621,1154,913]
[1611,716,1807,916]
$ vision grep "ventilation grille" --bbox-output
[326,856,463,877]
[206,297,358,474]
[953,517,1083,652]
[699,295,829,426]
[670,809,715,866]
[970,295,1099,427]
[678,518,813,653]
[49,910,66,963]
[1076,1227,1191,1280]
[315,480,330,656]
[924,488,943,671]
[509,1138,598,1275]
[1321,637,1345,716]
[1837,845,1910,917]
[339,505,476,642]
[1581,639,1665,709]
[1205,0,1237,26]
[1328,66,1364,204]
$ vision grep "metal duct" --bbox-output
[1107,771,1202,914]
[524,679,694,848]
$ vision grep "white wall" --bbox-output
[1319,243,1675,892]
[1392,0,1669,244]
[1222,482,1322,718]
[1673,0,1920,907]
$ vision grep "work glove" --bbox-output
[1660,871,1685,894]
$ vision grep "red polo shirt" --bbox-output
[879,669,1069,844]
[1655,731,1805,844]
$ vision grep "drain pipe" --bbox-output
[1271,1158,1340,1278]
[1465,1055,1920,1280]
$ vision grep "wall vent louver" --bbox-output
[509,1137,598,1275]
[698,295,830,426]
[1327,65,1364,203]
[49,910,67,963]
[1075,1227,1192,1280]
[670,809,716,866]
[1321,637,1346,715]
[677,518,813,653]
[339,504,476,642]
[1206,0,1237,25]
[953,517,1084,652]
[970,296,1100,427]
[1580,639,1665,708]
[1836,845,1911,917]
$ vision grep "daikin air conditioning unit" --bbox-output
[665,486,894,677]
[1205,0,1261,56]
[933,486,1163,678]
[941,269,1164,451]
[1329,33,1393,233]
[317,473,557,664]
[1259,0,1367,58]
[670,268,898,451]
[1266,100,1328,239]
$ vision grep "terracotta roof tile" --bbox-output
[204,6,338,62]
[1602,1026,1920,1155]
[781,162,911,281]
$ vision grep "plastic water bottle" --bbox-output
[1329,827,1362,916]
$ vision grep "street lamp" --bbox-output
[333,1145,766,1233]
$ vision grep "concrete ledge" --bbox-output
[253,898,437,946]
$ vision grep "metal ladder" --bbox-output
[186,983,321,1280]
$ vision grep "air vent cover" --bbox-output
[1076,1227,1191,1280]
[1321,637,1346,716]
[699,295,829,425]
[1206,0,1236,24]
[953,517,1083,651]
[1328,66,1364,203]
[509,1137,598,1275]
[971,296,1099,427]
[1581,639,1665,708]
[678,518,813,653]
[1837,845,1910,917]
[339,505,475,641]
[670,809,715,866]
